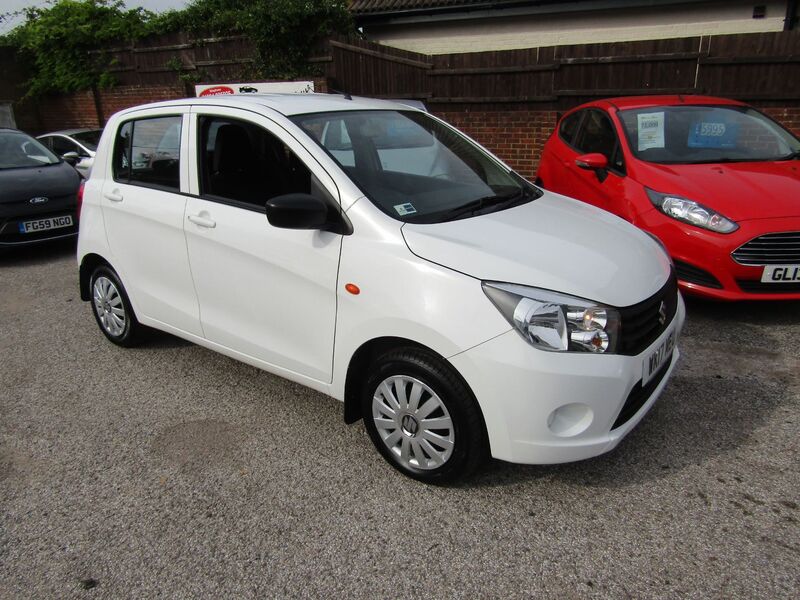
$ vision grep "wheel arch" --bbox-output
[79,253,113,301]
[342,336,485,433]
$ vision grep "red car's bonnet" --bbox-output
[632,159,800,222]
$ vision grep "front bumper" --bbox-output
[640,212,800,301]
[449,295,685,464]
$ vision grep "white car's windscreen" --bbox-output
[293,110,540,223]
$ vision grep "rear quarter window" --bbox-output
[112,116,182,191]
[559,111,583,146]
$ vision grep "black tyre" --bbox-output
[89,265,142,347]
[361,347,488,483]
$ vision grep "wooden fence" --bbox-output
[317,31,800,111]
[71,29,800,110]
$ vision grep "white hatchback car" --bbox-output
[78,94,684,482]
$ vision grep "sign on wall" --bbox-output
[194,81,315,97]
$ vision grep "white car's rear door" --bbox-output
[101,108,203,336]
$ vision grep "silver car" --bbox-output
[37,129,102,178]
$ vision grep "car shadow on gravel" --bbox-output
[683,296,800,326]
[0,238,76,267]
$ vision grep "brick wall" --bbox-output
[22,87,800,182]
[437,107,800,181]
[33,85,185,133]
[435,110,559,179]
[762,107,800,137]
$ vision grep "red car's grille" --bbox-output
[732,232,800,266]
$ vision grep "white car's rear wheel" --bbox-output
[89,265,142,347]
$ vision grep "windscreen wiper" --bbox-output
[439,189,527,221]
[780,150,800,161]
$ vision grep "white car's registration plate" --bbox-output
[18,215,73,234]
[760,265,800,283]
[642,323,677,386]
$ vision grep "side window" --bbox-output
[112,116,181,191]
[51,136,78,157]
[574,110,625,173]
[199,116,322,209]
[559,111,583,146]
[39,136,53,151]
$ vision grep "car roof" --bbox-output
[597,95,748,111]
[114,93,418,118]
[38,128,101,137]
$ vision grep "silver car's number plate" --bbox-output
[761,265,800,283]
[18,215,73,234]
[642,324,677,386]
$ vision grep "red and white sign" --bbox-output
[195,81,315,97]
[198,85,235,97]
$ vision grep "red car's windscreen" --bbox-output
[617,105,800,165]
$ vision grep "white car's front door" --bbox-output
[184,108,342,383]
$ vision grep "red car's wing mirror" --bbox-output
[575,153,608,170]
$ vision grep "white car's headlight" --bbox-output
[482,283,620,353]
[646,189,738,234]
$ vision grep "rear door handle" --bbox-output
[187,214,216,228]
[104,191,123,202]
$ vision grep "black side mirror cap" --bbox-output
[265,193,351,235]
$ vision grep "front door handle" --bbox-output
[187,214,216,228]
[104,190,123,202]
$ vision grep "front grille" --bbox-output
[617,272,678,356]
[674,259,722,289]
[732,232,800,266]
[611,352,672,430]
[736,279,800,294]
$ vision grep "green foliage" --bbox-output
[3,1,153,96]
[156,0,353,79]
[0,0,353,97]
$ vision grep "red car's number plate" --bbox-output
[760,265,800,283]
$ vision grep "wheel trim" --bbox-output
[372,375,455,471]
[93,276,126,337]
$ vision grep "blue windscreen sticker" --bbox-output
[687,119,740,149]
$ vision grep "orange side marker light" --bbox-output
[345,283,360,295]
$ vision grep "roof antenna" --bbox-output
[330,88,352,100]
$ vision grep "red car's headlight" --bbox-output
[646,188,738,234]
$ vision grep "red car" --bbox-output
[537,95,800,300]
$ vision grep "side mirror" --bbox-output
[266,193,350,233]
[575,153,609,183]
[575,153,608,170]
[62,151,80,166]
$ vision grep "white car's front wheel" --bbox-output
[361,348,488,483]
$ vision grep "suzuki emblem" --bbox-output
[401,414,419,437]
[29,197,49,205]
[658,301,667,325]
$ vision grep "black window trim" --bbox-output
[558,109,586,150]
[565,108,627,177]
[112,113,184,194]
[194,113,348,226]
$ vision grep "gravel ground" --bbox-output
[1,240,798,599]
